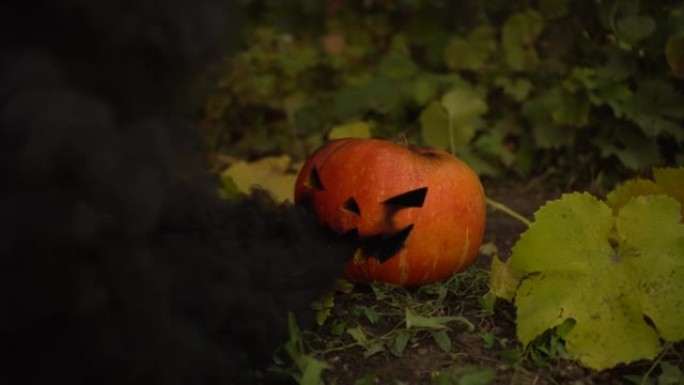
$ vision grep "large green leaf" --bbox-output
[419,87,487,151]
[511,193,684,369]
[502,9,544,72]
[378,54,418,80]
[420,101,450,149]
[616,15,656,46]
[621,79,684,141]
[444,24,497,72]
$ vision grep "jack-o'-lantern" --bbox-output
[294,138,486,287]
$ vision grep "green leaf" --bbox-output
[616,15,656,46]
[444,24,497,71]
[621,79,684,141]
[431,330,452,353]
[489,255,524,302]
[457,368,496,385]
[456,148,500,177]
[330,320,346,336]
[405,308,475,332]
[347,327,368,345]
[277,45,319,77]
[362,306,380,325]
[479,292,496,316]
[412,77,439,106]
[431,366,496,385]
[334,86,367,119]
[378,54,417,80]
[616,196,684,342]
[300,356,330,385]
[511,193,684,369]
[521,93,575,149]
[363,341,386,358]
[391,331,411,357]
[420,101,450,149]
[495,76,533,103]
[524,83,589,129]
[500,348,523,365]
[438,88,488,150]
[481,331,495,349]
[354,374,381,385]
[312,290,336,326]
[283,312,329,385]
[654,168,684,213]
[328,121,372,139]
[405,308,448,330]
[502,9,544,72]
[285,312,302,365]
[218,175,241,200]
[606,179,663,214]
[538,0,570,19]
[294,105,325,136]
[658,362,684,385]
[441,88,488,122]
[364,77,405,114]
[596,46,636,83]
[472,129,516,167]
[595,126,661,170]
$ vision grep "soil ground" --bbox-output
[294,178,679,385]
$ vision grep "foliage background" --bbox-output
[199,0,684,184]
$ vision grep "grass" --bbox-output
[268,263,684,385]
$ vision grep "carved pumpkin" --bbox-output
[294,138,486,287]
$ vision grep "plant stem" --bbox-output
[486,197,532,227]
[639,343,672,385]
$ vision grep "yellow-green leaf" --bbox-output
[420,101,450,149]
[221,155,297,203]
[653,167,684,214]
[328,121,372,139]
[616,196,684,343]
[300,356,330,385]
[489,255,524,302]
[440,88,488,149]
[510,193,684,370]
[606,178,663,214]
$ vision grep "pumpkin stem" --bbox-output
[485,197,532,227]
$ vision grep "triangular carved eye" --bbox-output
[342,198,361,216]
[306,167,325,190]
[383,187,428,208]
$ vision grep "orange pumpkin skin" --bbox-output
[294,138,486,287]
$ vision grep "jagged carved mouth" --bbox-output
[344,224,414,264]
[305,166,429,264]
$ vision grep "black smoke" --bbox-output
[0,1,352,384]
